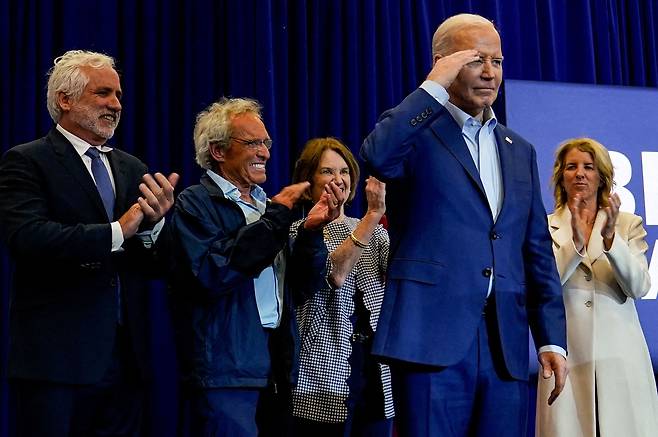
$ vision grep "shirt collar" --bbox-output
[444,102,498,134]
[56,124,113,156]
[205,169,267,203]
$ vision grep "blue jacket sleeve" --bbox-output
[360,88,443,181]
[287,221,328,306]
[171,187,295,297]
[523,146,567,352]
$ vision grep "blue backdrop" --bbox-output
[1,1,657,436]
[506,79,658,365]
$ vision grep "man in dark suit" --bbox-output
[360,14,568,436]
[0,50,179,436]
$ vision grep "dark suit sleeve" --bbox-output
[360,88,442,180]
[287,221,328,306]
[0,148,112,263]
[523,146,567,352]
[171,189,294,297]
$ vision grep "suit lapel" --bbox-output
[49,129,109,220]
[587,210,606,263]
[549,208,594,270]
[548,208,575,248]
[494,126,515,220]
[429,112,486,196]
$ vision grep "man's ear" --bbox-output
[57,92,72,112]
[209,142,226,163]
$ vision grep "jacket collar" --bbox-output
[200,172,227,199]
[549,206,605,265]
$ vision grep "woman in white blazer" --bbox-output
[536,138,658,437]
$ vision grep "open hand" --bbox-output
[271,182,311,209]
[427,49,480,89]
[138,172,180,224]
[304,181,346,230]
[601,193,620,250]
[539,351,568,406]
[118,203,145,238]
[567,194,588,252]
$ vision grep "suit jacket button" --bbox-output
[490,231,500,240]
[410,119,418,127]
[584,272,592,281]
[482,267,492,277]
[585,300,593,308]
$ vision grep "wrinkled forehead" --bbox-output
[230,112,268,136]
[447,24,502,56]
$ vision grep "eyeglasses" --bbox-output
[230,137,273,150]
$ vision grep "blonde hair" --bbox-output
[46,50,116,122]
[552,137,615,210]
[193,97,263,170]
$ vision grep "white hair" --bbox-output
[46,50,116,122]
[193,97,263,170]
[432,13,497,59]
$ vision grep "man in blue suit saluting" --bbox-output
[360,13,567,437]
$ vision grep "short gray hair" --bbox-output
[431,14,497,59]
[193,97,263,170]
[46,50,116,122]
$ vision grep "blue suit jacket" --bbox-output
[360,88,566,379]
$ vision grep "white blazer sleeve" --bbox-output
[604,214,651,299]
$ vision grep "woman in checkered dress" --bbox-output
[289,138,394,436]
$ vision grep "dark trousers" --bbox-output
[13,326,143,437]
[391,314,529,437]
[188,384,290,437]
[189,388,260,437]
[292,416,393,437]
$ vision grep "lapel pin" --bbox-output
[505,136,513,144]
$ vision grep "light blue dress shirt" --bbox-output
[420,81,502,296]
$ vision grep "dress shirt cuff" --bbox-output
[111,222,125,252]
[420,80,450,105]
[538,345,567,359]
[136,217,165,248]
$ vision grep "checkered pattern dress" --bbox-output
[290,216,394,423]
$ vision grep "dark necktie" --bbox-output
[85,147,115,220]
